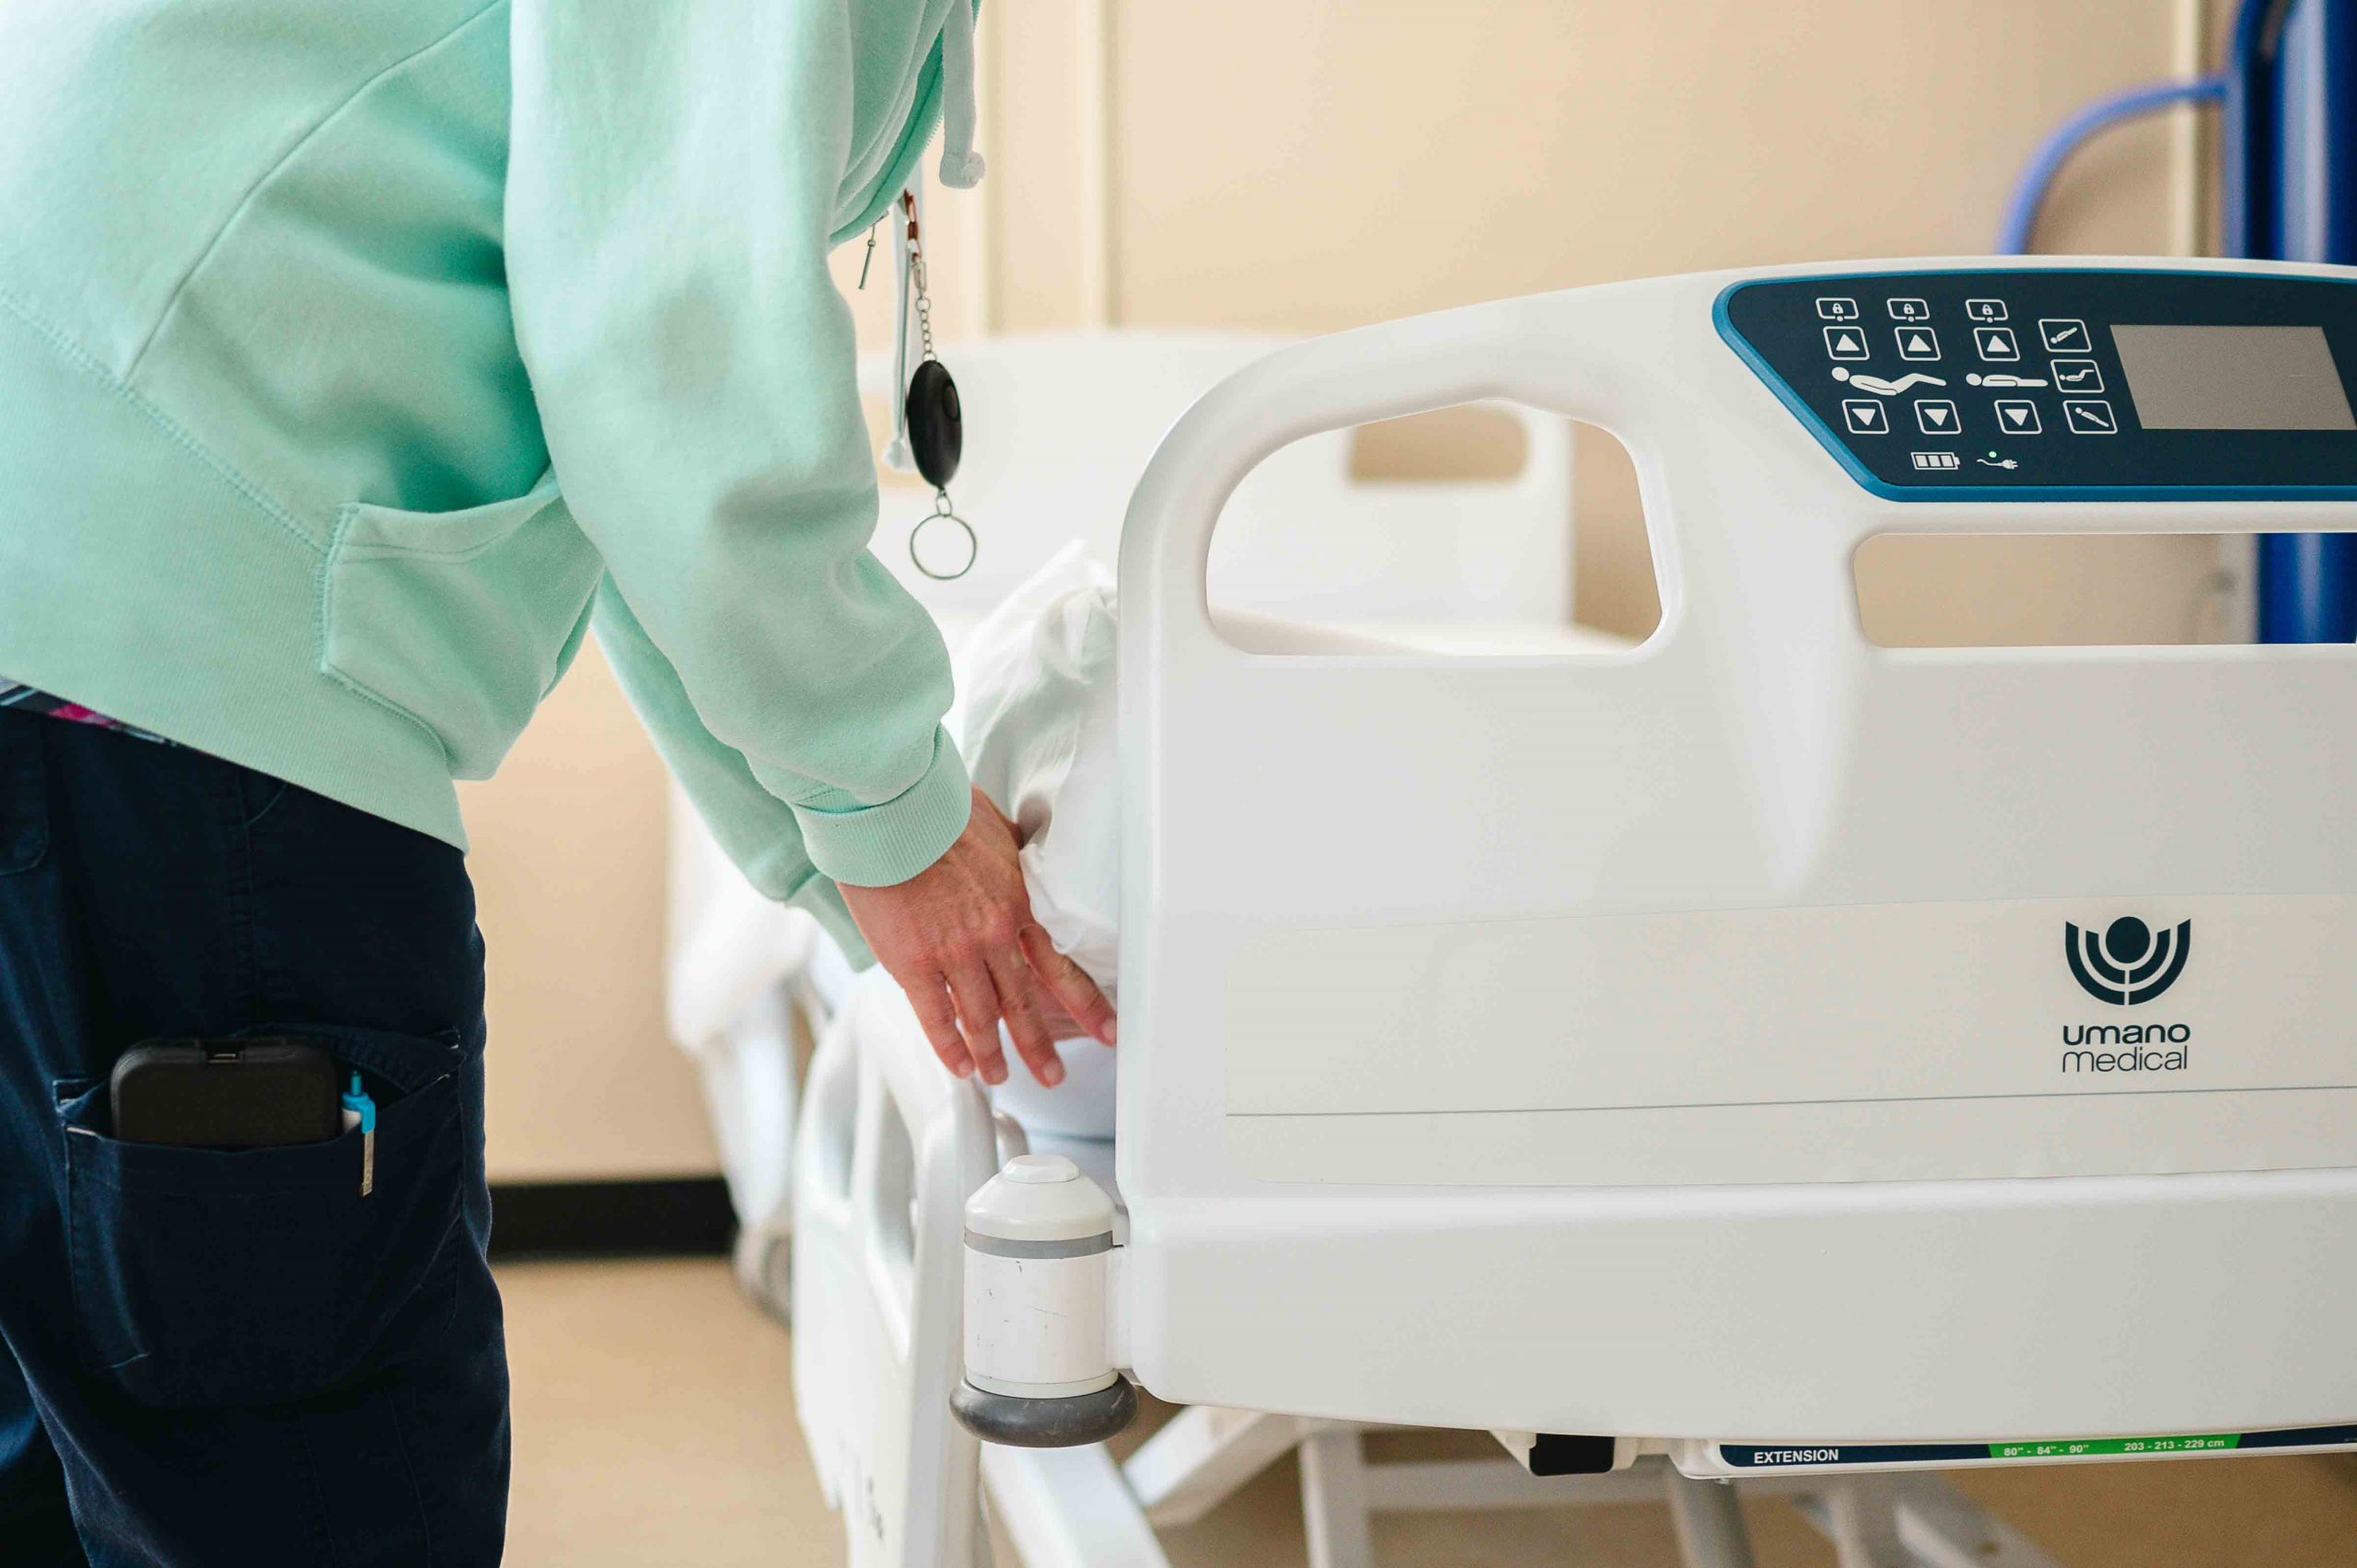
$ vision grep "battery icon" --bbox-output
[1910,451,1960,470]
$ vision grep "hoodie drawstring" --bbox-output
[886,3,983,469]
[935,1,985,189]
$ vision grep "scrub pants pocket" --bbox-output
[56,1028,470,1409]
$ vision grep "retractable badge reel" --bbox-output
[877,188,974,580]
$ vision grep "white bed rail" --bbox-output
[791,979,1001,1567]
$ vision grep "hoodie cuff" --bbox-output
[792,727,972,888]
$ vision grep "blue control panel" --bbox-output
[1715,270,2357,499]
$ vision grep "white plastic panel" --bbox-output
[1225,892,2357,1186]
[1115,256,2357,1441]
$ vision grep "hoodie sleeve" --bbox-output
[590,578,873,963]
[505,0,971,889]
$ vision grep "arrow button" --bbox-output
[1896,328,1941,361]
[1974,326,2021,361]
[1992,399,2041,434]
[1824,326,1870,360]
[1915,399,1960,434]
[1842,399,1889,435]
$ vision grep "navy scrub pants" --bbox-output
[0,708,509,1564]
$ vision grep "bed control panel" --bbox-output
[1717,269,2357,497]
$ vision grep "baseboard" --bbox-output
[488,1177,737,1260]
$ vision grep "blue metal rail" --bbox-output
[2228,0,2357,643]
[2003,0,2357,642]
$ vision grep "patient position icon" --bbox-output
[2065,916,2192,1005]
[1832,366,1948,396]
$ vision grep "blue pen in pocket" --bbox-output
[341,1071,377,1197]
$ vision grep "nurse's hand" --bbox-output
[840,788,1117,1088]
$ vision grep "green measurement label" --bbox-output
[1723,1423,2357,1470]
[1991,1434,2239,1460]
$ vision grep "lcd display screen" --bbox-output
[2113,324,2357,431]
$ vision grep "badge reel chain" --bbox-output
[895,194,973,581]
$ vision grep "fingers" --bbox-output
[943,958,1011,1086]
[1019,925,1118,1047]
[903,972,974,1080]
[990,949,1066,1088]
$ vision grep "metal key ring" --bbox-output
[911,498,978,581]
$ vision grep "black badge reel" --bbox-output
[881,186,974,580]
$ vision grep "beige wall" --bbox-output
[473,0,2222,1181]
[462,652,696,1180]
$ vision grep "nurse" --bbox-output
[0,2,1107,1560]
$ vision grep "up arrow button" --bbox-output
[1824,326,1870,360]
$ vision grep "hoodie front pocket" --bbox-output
[319,477,602,779]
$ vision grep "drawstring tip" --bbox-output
[883,435,917,472]
[938,149,986,189]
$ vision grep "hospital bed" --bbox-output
[789,257,2357,1566]
[665,331,1587,1309]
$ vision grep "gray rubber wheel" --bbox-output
[952,1378,1139,1448]
[731,1229,793,1327]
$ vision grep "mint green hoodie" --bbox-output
[0,1,982,947]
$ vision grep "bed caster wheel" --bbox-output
[952,1375,1138,1448]
[958,1154,1129,1446]
[732,1228,792,1326]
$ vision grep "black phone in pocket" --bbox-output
[109,1038,343,1149]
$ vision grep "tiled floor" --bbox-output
[500,1258,2357,1566]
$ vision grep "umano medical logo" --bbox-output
[2064,916,2191,1006]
